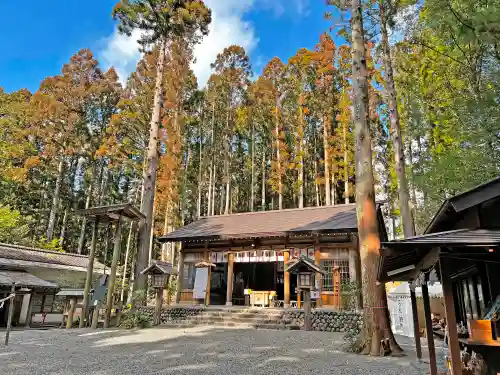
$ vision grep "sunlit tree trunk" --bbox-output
[323,116,331,206]
[344,123,350,204]
[351,0,401,355]
[197,114,203,219]
[380,0,415,238]
[276,105,283,210]
[250,122,255,211]
[46,159,64,242]
[136,38,166,293]
[261,148,266,211]
[298,106,304,209]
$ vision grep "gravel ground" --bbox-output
[1,327,431,375]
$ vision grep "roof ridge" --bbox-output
[0,242,89,258]
[197,203,357,220]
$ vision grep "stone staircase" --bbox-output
[140,307,302,330]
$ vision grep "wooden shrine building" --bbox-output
[159,203,387,309]
[379,177,500,375]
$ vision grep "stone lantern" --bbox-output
[285,256,325,331]
[141,260,177,325]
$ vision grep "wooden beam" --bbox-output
[440,258,462,375]
[421,280,437,375]
[80,219,99,328]
[175,248,185,304]
[66,297,77,329]
[226,252,234,306]
[314,239,322,308]
[4,283,15,346]
[284,250,290,308]
[104,217,122,328]
[409,283,422,361]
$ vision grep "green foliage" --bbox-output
[340,281,361,311]
[119,310,152,329]
[0,206,30,244]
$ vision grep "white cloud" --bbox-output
[100,29,143,86]
[100,0,259,87]
[98,0,309,86]
[192,0,258,87]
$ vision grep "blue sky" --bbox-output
[0,0,341,93]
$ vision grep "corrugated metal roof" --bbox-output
[382,228,500,248]
[159,204,359,242]
[0,243,106,271]
[0,270,57,288]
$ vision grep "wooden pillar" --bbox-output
[303,290,312,331]
[80,219,99,328]
[315,246,322,307]
[66,297,76,329]
[205,251,212,306]
[91,304,99,329]
[25,292,35,328]
[226,252,234,306]
[4,283,15,346]
[284,250,290,308]
[154,288,163,325]
[104,217,122,328]
[175,250,185,304]
[440,258,462,375]
[422,281,437,375]
[297,291,301,308]
[409,283,423,361]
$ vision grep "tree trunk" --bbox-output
[197,113,203,219]
[207,163,213,216]
[77,163,103,255]
[351,0,401,355]
[136,38,166,294]
[380,1,415,238]
[120,221,135,306]
[59,207,69,247]
[331,173,336,205]
[250,122,255,212]
[46,159,64,241]
[211,168,216,216]
[261,148,266,211]
[323,116,331,206]
[298,106,304,209]
[275,105,283,210]
[224,101,231,215]
[344,122,350,204]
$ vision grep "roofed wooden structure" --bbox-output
[75,203,145,222]
[160,204,360,243]
[380,176,500,375]
[0,243,106,273]
[141,260,177,276]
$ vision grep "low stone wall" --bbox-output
[138,306,362,334]
[282,311,362,334]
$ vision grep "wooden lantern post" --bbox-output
[285,256,326,331]
[140,261,176,325]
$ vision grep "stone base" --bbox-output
[225,302,233,306]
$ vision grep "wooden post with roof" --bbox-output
[379,177,500,375]
[76,203,144,329]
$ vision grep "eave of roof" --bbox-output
[159,204,362,243]
[75,203,145,222]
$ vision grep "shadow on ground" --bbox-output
[1,327,432,375]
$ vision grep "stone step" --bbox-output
[158,320,301,331]
[162,316,283,325]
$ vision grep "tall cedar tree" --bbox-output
[350,0,402,355]
[113,0,211,293]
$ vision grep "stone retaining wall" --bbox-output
[138,307,362,334]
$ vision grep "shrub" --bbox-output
[119,311,152,329]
